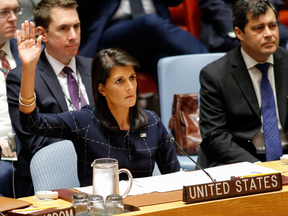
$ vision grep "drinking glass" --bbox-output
[87,195,106,216]
[72,193,88,215]
[105,194,124,215]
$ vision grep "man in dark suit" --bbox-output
[76,0,208,82]
[198,0,288,52]
[0,0,22,197]
[6,0,93,198]
[198,0,288,168]
[0,38,20,198]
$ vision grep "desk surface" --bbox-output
[19,161,288,216]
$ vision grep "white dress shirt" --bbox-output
[44,49,89,111]
[112,0,157,20]
[0,41,17,70]
[241,48,288,153]
[0,41,17,138]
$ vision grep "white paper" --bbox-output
[75,162,278,196]
[74,185,93,194]
[204,161,277,180]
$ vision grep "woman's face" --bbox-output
[98,66,137,111]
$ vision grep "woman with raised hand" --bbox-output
[18,21,180,186]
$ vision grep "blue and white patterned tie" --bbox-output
[255,63,282,161]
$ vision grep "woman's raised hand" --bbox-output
[16,20,42,66]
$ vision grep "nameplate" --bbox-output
[8,207,75,216]
[183,173,282,204]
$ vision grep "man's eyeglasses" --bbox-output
[0,8,23,18]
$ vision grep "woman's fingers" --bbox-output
[21,22,25,41]
[30,21,35,41]
[20,20,32,42]
[16,29,21,46]
[25,20,30,41]
[18,21,38,46]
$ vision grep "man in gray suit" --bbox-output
[7,0,93,198]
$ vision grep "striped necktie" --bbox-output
[0,50,11,78]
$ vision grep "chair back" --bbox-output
[30,140,80,192]
[157,53,225,133]
[169,0,202,38]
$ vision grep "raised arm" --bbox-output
[17,21,42,114]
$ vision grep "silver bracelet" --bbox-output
[19,92,36,103]
[19,97,36,107]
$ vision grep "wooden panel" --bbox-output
[257,160,288,176]
[119,186,288,216]
[19,161,288,216]
[118,161,288,215]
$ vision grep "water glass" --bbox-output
[105,194,124,215]
[87,195,106,216]
[72,193,88,215]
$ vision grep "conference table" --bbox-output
[19,160,288,216]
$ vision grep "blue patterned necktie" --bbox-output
[129,0,145,19]
[63,67,87,110]
[255,63,282,161]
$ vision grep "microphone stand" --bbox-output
[168,135,215,183]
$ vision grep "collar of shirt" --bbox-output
[1,40,13,58]
[240,47,274,69]
[1,40,17,70]
[44,48,77,75]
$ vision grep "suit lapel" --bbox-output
[37,52,68,111]
[10,39,21,66]
[274,49,287,128]
[76,56,94,105]
[230,48,261,120]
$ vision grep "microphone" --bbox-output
[166,134,215,183]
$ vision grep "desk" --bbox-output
[18,196,72,209]
[19,161,288,216]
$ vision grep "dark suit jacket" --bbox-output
[10,38,21,66]
[198,0,288,51]
[77,0,183,57]
[20,106,180,186]
[198,46,288,168]
[6,51,93,197]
